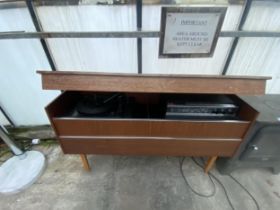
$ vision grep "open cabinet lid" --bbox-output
[37,70,271,95]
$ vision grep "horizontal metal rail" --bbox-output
[220,31,280,37]
[0,31,160,39]
[0,30,280,39]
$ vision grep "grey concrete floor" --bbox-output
[1,145,280,210]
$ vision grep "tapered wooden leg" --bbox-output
[80,154,91,171]
[204,156,218,173]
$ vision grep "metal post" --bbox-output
[26,0,57,71]
[0,105,15,127]
[0,125,25,158]
[221,0,253,75]
[136,0,142,74]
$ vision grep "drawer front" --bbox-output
[60,137,240,157]
[53,118,250,139]
[54,119,150,137]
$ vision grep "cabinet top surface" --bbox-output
[37,70,271,80]
[37,70,270,95]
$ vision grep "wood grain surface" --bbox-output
[60,137,240,157]
[38,71,270,95]
[42,78,261,158]
[53,118,250,139]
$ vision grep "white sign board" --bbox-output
[159,7,227,58]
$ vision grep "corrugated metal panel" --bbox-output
[0,7,59,125]
[36,5,137,73]
[227,1,280,93]
[142,5,243,74]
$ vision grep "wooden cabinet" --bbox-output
[38,71,270,172]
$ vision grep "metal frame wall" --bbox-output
[1,0,280,125]
[222,0,253,75]
[26,0,57,71]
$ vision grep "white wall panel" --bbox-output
[37,5,137,73]
[142,5,243,74]
[0,7,60,126]
[227,1,280,93]
[269,77,280,94]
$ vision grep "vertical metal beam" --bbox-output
[136,0,142,74]
[0,105,15,127]
[222,0,253,75]
[26,0,57,71]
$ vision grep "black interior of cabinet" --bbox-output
[54,91,243,121]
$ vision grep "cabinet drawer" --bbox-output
[54,118,250,139]
[60,137,240,157]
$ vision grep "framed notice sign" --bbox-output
[159,7,227,58]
